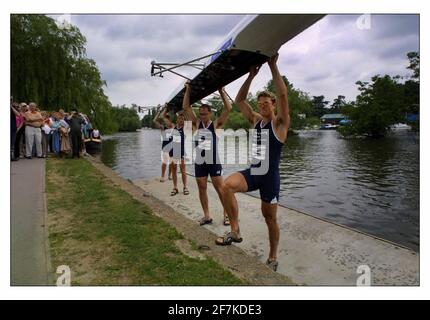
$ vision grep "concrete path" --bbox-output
[134,176,419,286]
[11,159,51,285]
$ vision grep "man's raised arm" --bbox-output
[235,65,262,125]
[215,87,232,129]
[182,82,198,127]
[269,53,290,131]
[153,106,164,129]
[161,106,173,127]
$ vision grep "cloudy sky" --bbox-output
[61,14,419,110]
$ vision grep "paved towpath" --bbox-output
[11,158,51,285]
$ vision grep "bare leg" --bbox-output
[221,172,248,233]
[196,177,209,219]
[211,176,229,221]
[168,162,173,179]
[161,163,167,181]
[180,160,188,188]
[261,202,280,262]
[171,162,178,189]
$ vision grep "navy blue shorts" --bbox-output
[169,149,185,160]
[169,142,185,159]
[239,168,280,204]
[195,163,223,178]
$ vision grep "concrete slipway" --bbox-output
[133,176,419,286]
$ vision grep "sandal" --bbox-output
[223,215,230,226]
[266,259,279,272]
[170,188,179,196]
[183,187,190,195]
[199,217,213,226]
[215,230,243,246]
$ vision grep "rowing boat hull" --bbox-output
[166,14,325,112]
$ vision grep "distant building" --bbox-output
[406,114,419,122]
[320,113,346,125]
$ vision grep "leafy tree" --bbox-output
[404,51,420,130]
[330,95,346,114]
[265,77,313,130]
[407,51,419,80]
[11,14,117,133]
[404,80,419,114]
[205,94,250,130]
[141,114,154,128]
[339,75,405,138]
[111,105,142,131]
[141,107,161,128]
[405,51,419,112]
[224,109,251,130]
[311,95,329,118]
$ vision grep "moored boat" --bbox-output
[84,129,102,152]
[320,123,338,130]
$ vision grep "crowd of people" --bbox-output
[154,54,289,272]
[10,101,100,161]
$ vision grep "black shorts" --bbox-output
[169,143,185,159]
[195,163,223,178]
[239,168,280,204]
[169,150,185,160]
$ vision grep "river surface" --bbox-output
[98,128,419,252]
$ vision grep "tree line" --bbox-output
[338,52,419,137]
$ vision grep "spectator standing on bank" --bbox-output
[23,102,43,159]
[10,101,19,161]
[59,113,71,156]
[41,112,52,158]
[68,108,85,158]
[14,103,28,159]
[50,112,62,156]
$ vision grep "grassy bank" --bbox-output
[46,157,242,285]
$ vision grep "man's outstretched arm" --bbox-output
[161,106,174,127]
[153,106,164,129]
[215,87,232,129]
[269,54,290,132]
[182,82,198,127]
[235,65,262,125]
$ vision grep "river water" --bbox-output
[98,128,419,252]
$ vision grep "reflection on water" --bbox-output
[99,139,118,168]
[100,129,419,251]
[101,130,162,180]
[277,130,419,251]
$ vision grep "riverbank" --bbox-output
[46,157,292,285]
[46,157,245,285]
[133,174,419,286]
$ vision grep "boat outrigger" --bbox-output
[151,14,325,112]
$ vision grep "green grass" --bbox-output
[46,158,242,285]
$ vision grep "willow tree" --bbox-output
[11,14,116,133]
